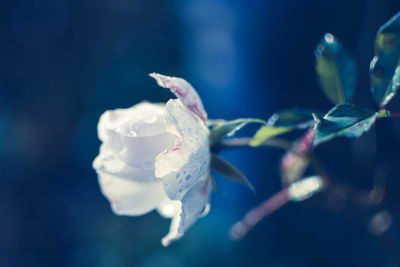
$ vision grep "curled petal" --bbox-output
[180,175,212,228]
[98,102,167,142]
[97,171,167,216]
[97,103,176,170]
[114,133,176,169]
[93,144,154,182]
[155,99,210,200]
[161,175,212,246]
[161,214,181,247]
[150,73,207,121]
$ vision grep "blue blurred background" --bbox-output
[1,0,400,266]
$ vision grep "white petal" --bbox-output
[93,144,154,182]
[97,103,176,170]
[157,199,181,218]
[161,214,181,247]
[97,102,167,142]
[97,171,167,216]
[161,175,212,246]
[150,73,207,121]
[114,132,176,169]
[179,176,212,229]
[155,99,210,200]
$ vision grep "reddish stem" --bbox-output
[391,112,400,118]
[229,188,290,241]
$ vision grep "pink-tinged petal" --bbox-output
[155,99,210,200]
[149,73,207,121]
[161,175,212,246]
[97,171,167,216]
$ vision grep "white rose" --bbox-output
[93,73,211,246]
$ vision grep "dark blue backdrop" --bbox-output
[1,0,400,266]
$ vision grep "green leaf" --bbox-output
[250,126,289,147]
[313,104,377,146]
[370,12,400,107]
[267,109,316,129]
[250,110,317,147]
[210,154,255,192]
[376,109,391,118]
[209,118,265,146]
[315,33,357,104]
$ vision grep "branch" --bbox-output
[390,112,400,118]
[217,137,293,152]
[229,187,290,241]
